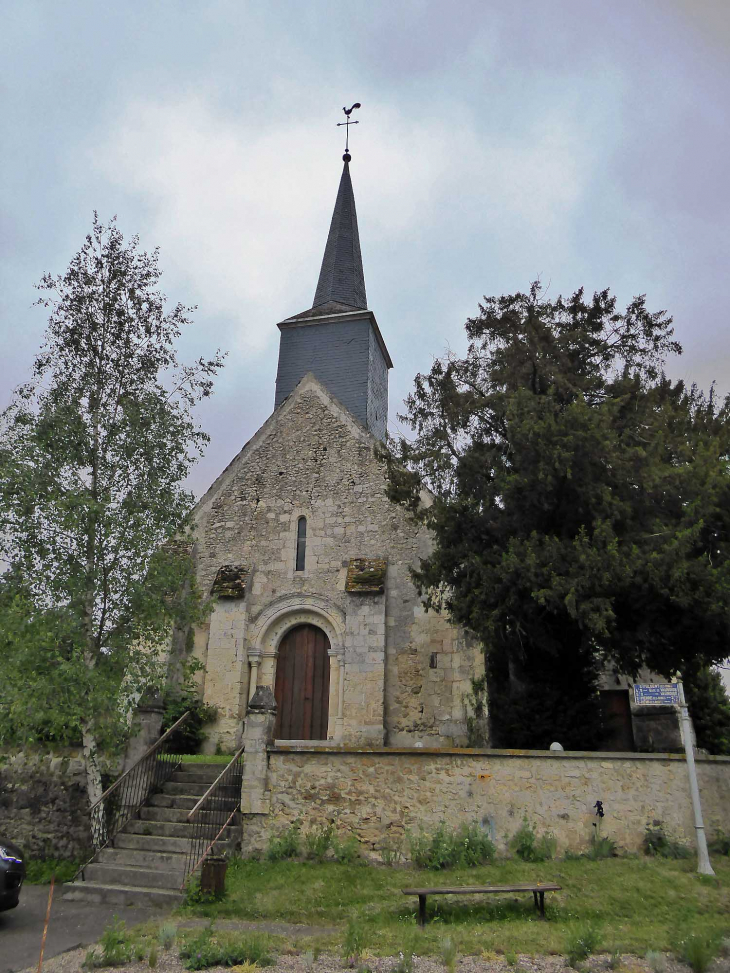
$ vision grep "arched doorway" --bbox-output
[274,624,331,740]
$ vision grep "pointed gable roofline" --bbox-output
[312,157,367,311]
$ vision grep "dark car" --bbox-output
[0,840,25,911]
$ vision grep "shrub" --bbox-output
[178,929,273,970]
[342,920,366,965]
[504,952,517,967]
[148,947,158,968]
[266,822,301,861]
[708,830,730,855]
[510,818,557,862]
[304,823,334,862]
[408,821,495,869]
[643,823,691,859]
[565,924,601,968]
[332,833,361,864]
[678,934,719,973]
[162,668,218,755]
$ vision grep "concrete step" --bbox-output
[124,819,196,839]
[140,805,235,824]
[97,847,189,869]
[149,793,200,810]
[170,766,227,783]
[84,862,184,890]
[114,833,192,854]
[123,818,237,840]
[162,780,239,797]
[63,881,183,907]
[114,832,235,856]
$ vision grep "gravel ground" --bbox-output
[23,947,729,973]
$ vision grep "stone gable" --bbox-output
[189,375,483,751]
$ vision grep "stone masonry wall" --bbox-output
[192,376,481,751]
[0,750,92,860]
[241,747,730,857]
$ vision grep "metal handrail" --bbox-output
[76,710,193,878]
[182,745,245,885]
[187,744,245,821]
[88,710,192,811]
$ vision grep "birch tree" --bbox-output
[0,215,224,804]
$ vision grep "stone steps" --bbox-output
[63,760,240,905]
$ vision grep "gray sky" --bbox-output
[2,0,729,498]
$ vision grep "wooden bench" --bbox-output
[402,882,562,926]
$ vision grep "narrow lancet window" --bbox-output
[295,516,307,572]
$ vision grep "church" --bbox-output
[188,148,483,752]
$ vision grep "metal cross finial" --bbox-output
[337,103,361,158]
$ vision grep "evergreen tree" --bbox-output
[385,282,730,749]
[0,215,224,803]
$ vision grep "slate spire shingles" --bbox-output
[312,158,367,311]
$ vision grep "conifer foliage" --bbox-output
[0,215,224,801]
[385,282,730,750]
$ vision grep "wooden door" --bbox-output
[599,690,635,752]
[274,624,331,740]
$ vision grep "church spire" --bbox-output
[312,154,367,311]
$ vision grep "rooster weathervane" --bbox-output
[337,103,361,158]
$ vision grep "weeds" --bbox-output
[379,839,403,866]
[677,934,718,973]
[184,874,226,905]
[510,818,557,862]
[565,924,601,968]
[504,951,518,966]
[332,834,361,864]
[304,823,335,862]
[159,924,177,950]
[586,831,617,860]
[342,920,366,966]
[178,928,273,970]
[266,822,301,862]
[408,821,495,869]
[440,937,458,973]
[645,950,666,972]
[148,947,158,968]
[392,951,414,973]
[24,858,80,884]
[84,916,132,968]
[643,823,691,859]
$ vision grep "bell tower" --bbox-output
[274,151,392,440]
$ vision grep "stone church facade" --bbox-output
[189,153,483,752]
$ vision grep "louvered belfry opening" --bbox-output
[274,624,331,740]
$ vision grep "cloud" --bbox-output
[87,91,603,356]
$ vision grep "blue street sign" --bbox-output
[633,684,680,706]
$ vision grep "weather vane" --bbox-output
[337,103,361,159]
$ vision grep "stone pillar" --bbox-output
[121,691,165,775]
[240,686,277,815]
[248,654,260,701]
[337,658,345,741]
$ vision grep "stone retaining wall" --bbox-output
[242,747,730,857]
[0,750,92,861]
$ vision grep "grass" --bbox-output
[24,858,80,884]
[178,855,730,957]
[175,754,235,764]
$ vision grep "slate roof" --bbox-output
[312,159,367,311]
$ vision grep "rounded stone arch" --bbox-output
[247,595,346,741]
[248,594,346,660]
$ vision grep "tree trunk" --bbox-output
[81,720,104,808]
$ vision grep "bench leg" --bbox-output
[532,890,538,911]
[539,891,545,919]
[418,895,427,927]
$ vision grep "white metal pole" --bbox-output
[676,678,715,876]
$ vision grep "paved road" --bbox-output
[0,885,163,973]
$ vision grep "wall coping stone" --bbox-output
[269,744,730,763]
